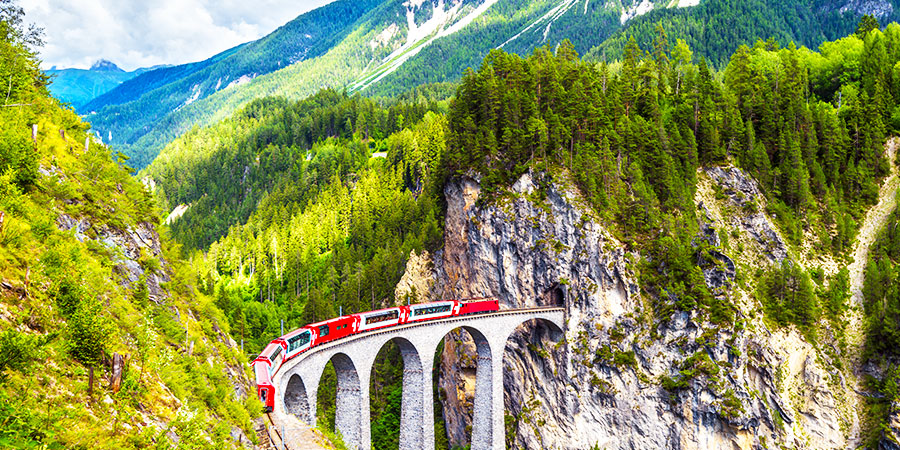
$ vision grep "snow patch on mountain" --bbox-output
[353,0,499,92]
[370,23,401,50]
[499,0,580,49]
[620,0,654,24]
[175,84,202,111]
[226,74,255,90]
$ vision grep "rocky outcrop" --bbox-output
[422,168,853,449]
[56,214,170,301]
[701,166,788,263]
[818,0,893,18]
[883,402,900,450]
[395,250,438,304]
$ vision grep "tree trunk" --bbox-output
[88,366,94,399]
[111,353,125,393]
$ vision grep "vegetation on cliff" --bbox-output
[0,3,259,448]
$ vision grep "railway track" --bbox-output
[257,413,286,450]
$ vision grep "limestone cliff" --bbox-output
[416,168,863,449]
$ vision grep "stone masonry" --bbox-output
[271,308,566,450]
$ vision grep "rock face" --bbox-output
[423,169,854,449]
[884,402,900,450]
[56,214,170,301]
[701,166,788,264]
[394,250,438,304]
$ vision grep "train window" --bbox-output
[288,331,311,352]
[318,324,329,337]
[259,388,268,402]
[365,310,399,325]
[413,304,452,316]
[269,346,282,361]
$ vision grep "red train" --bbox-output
[252,298,499,412]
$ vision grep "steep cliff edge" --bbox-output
[415,167,872,449]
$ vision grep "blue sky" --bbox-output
[22,0,337,70]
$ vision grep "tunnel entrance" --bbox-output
[549,284,566,307]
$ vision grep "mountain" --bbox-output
[79,0,697,169]
[89,59,124,72]
[86,0,896,171]
[0,19,261,449]
[585,0,900,66]
[44,60,148,109]
[80,0,386,168]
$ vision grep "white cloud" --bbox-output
[21,0,337,70]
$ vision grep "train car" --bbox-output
[407,300,458,323]
[252,341,284,412]
[458,298,500,315]
[252,297,500,413]
[307,316,356,346]
[354,306,405,332]
[253,362,275,412]
[282,326,315,360]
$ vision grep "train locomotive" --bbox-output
[252,298,500,412]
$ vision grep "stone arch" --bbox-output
[284,374,310,422]
[369,337,425,450]
[433,325,494,450]
[330,352,363,450]
[501,317,566,449]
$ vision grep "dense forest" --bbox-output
[78,0,892,173]
[585,0,900,67]
[135,12,900,446]
[0,3,259,448]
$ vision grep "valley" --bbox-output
[3,0,900,449]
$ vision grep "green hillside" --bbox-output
[91,0,897,172]
[80,0,385,169]
[0,7,260,449]
[585,0,900,66]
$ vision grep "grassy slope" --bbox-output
[0,80,260,449]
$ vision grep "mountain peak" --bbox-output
[90,59,123,72]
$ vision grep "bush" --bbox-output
[0,328,47,382]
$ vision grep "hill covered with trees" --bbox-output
[81,0,895,171]
[0,3,262,448]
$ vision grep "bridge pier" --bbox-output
[333,353,365,450]
[397,340,425,450]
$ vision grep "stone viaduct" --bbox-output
[270,307,566,450]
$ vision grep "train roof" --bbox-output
[253,360,273,384]
[281,325,314,340]
[256,342,282,361]
[306,315,354,328]
[354,305,403,316]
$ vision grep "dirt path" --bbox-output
[845,137,899,444]
[848,138,900,312]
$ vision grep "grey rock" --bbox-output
[432,170,846,449]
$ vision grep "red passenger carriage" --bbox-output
[251,298,501,412]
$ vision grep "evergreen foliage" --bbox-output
[143,16,900,448]
[0,3,260,447]
[862,194,900,357]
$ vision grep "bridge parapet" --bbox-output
[271,307,565,450]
